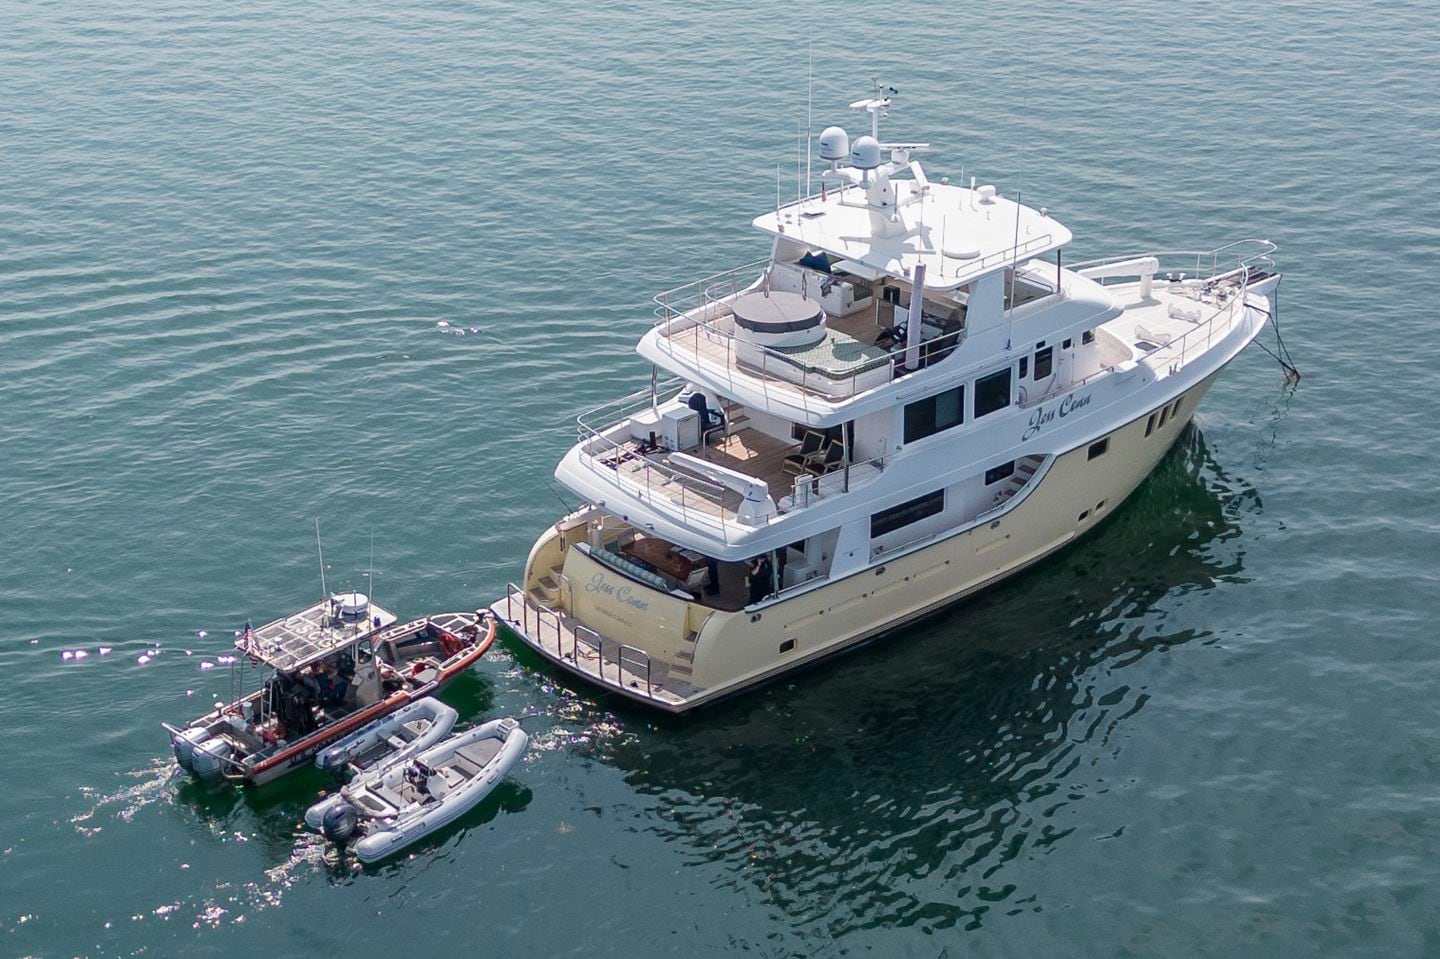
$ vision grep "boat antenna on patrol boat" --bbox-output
[315,517,327,603]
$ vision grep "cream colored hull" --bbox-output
[493,372,1218,713]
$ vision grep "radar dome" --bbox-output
[849,135,882,170]
[818,126,850,162]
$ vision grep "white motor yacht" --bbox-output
[489,90,1280,713]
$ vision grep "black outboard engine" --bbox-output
[321,802,360,843]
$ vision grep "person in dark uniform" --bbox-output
[747,554,773,606]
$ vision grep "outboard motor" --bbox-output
[172,727,211,772]
[321,802,360,843]
[191,738,233,783]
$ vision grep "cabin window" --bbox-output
[1063,337,1073,349]
[903,385,964,443]
[1083,330,1095,345]
[1088,438,1109,460]
[974,369,1012,418]
[1145,412,1156,437]
[984,461,1016,485]
[1033,346,1054,380]
[1158,406,1169,428]
[871,489,946,538]
[1019,356,1029,378]
[1171,395,1184,417]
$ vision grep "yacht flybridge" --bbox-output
[488,91,1280,713]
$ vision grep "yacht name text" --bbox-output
[1023,392,1093,441]
[586,572,651,611]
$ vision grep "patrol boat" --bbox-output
[489,89,1281,713]
[166,594,495,786]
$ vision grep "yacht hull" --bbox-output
[492,368,1223,714]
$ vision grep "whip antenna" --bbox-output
[315,517,327,602]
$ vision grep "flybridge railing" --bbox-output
[938,232,1056,288]
[653,258,771,328]
[652,270,955,408]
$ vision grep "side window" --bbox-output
[984,461,1016,485]
[1082,330,1095,345]
[1019,356,1029,379]
[1088,438,1109,460]
[903,385,965,443]
[1145,412,1156,437]
[871,489,946,538]
[974,368,1012,418]
[1033,346,1053,380]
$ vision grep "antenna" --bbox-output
[315,517,327,601]
[797,129,804,204]
[1008,190,1022,317]
[368,526,375,610]
[805,42,814,197]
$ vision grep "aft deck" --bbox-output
[592,423,871,523]
[490,587,700,711]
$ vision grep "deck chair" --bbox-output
[782,431,827,476]
[813,441,846,474]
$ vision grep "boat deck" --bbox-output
[489,590,699,711]
[604,425,807,521]
[660,304,892,396]
[1099,282,1246,368]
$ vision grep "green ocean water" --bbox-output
[2,1,1438,955]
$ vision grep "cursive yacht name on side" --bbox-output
[1022,392,1092,441]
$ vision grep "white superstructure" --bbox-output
[489,90,1280,713]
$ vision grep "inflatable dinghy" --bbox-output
[315,696,458,778]
[305,717,527,863]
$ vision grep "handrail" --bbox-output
[654,267,970,401]
[502,582,653,696]
[1067,239,1277,280]
[573,385,739,539]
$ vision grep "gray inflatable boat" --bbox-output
[314,696,458,778]
[305,717,527,863]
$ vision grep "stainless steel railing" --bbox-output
[503,582,653,696]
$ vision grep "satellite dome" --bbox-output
[849,135,882,170]
[818,126,850,162]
